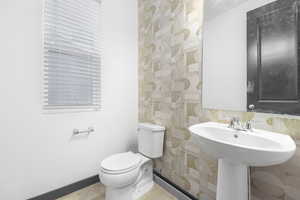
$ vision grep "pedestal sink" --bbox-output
[189,122,296,200]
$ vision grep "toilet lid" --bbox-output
[101,152,141,172]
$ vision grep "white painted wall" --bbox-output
[202,0,276,111]
[0,0,138,199]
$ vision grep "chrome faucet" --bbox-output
[228,117,253,131]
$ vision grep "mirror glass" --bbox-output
[202,0,300,115]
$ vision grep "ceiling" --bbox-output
[204,0,250,20]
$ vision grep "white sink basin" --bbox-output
[189,122,296,200]
[189,122,296,166]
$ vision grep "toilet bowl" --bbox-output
[99,152,153,200]
[99,123,165,200]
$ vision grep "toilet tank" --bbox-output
[138,123,165,158]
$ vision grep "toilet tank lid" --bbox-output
[138,123,165,132]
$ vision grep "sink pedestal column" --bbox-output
[217,159,249,200]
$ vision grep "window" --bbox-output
[43,0,101,111]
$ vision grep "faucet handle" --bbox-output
[229,117,240,128]
[245,120,253,131]
[232,117,240,123]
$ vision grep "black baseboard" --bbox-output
[153,170,198,200]
[28,175,99,200]
[28,171,197,200]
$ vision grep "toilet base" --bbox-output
[105,181,153,200]
[106,186,135,200]
[133,181,154,199]
[104,154,154,200]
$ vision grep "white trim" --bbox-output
[41,0,46,113]
[42,107,100,114]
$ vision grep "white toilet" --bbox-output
[99,123,165,200]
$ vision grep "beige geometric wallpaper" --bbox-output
[138,0,300,200]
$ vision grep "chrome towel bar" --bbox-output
[73,127,94,135]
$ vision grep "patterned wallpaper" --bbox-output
[138,0,300,200]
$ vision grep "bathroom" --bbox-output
[0,0,299,199]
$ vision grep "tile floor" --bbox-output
[57,183,177,200]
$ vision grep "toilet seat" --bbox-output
[101,152,141,175]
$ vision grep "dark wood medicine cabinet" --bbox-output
[247,0,300,115]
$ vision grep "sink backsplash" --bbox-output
[203,109,300,142]
[138,0,300,199]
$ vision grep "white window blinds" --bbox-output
[43,0,101,110]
